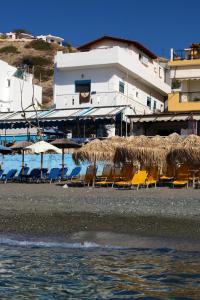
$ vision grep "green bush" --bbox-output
[34,66,54,81]
[0,45,19,53]
[22,56,51,66]
[25,39,52,51]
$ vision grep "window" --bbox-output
[139,53,149,66]
[75,80,91,104]
[72,98,74,105]
[136,91,139,98]
[153,100,156,110]
[75,80,91,93]
[147,97,151,109]
[119,81,125,94]
[159,67,162,78]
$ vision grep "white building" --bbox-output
[54,36,171,117]
[6,32,35,41]
[0,60,42,112]
[37,34,64,46]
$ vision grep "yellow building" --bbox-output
[168,44,200,112]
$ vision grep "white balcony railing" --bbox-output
[55,91,152,115]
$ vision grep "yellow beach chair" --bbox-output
[115,170,148,190]
[144,167,158,188]
[95,166,122,187]
[172,165,189,188]
[160,164,175,182]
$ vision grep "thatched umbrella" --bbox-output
[72,138,127,186]
[51,139,81,178]
[167,135,200,167]
[11,141,32,176]
[114,145,168,171]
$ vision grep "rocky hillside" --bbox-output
[0,39,76,107]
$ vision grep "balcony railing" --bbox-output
[172,48,200,61]
[180,92,200,103]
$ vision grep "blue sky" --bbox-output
[1,0,200,57]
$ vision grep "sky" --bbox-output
[1,0,200,57]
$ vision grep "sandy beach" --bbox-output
[0,183,199,240]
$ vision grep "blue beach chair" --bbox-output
[66,167,81,180]
[26,168,48,182]
[1,169,18,183]
[15,167,30,182]
[43,168,61,183]
[58,167,68,179]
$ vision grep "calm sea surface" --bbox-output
[0,235,200,299]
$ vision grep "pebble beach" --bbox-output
[0,183,200,240]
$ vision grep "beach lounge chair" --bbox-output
[65,167,81,180]
[95,166,122,187]
[15,166,30,182]
[172,165,190,188]
[69,165,97,186]
[58,167,68,179]
[144,167,158,188]
[114,170,148,190]
[159,164,175,184]
[1,169,18,183]
[26,168,48,182]
[42,168,61,183]
[96,164,112,182]
[0,169,4,179]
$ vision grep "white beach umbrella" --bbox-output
[25,141,62,178]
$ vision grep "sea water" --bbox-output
[0,234,199,299]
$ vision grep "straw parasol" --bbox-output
[25,141,62,178]
[51,139,81,178]
[11,141,33,176]
[73,137,127,186]
[167,135,200,167]
[114,145,168,170]
[73,139,114,164]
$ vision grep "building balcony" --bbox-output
[55,91,152,115]
[168,91,200,112]
[169,48,200,67]
[55,47,170,95]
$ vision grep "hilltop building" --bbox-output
[37,34,64,46]
[0,60,42,112]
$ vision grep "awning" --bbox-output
[170,115,189,121]
[81,107,124,119]
[138,116,156,122]
[155,115,173,122]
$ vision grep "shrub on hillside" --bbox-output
[34,66,54,81]
[22,56,51,66]
[0,45,19,53]
[25,39,52,51]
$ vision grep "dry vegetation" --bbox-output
[0,39,76,107]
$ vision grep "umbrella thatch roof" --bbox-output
[51,139,81,149]
[11,141,32,152]
[114,145,168,169]
[72,137,127,164]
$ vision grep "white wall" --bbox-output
[54,65,165,114]
[9,77,42,111]
[55,46,170,95]
[0,60,42,112]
